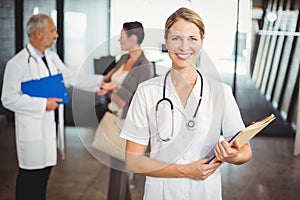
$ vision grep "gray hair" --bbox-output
[26,14,50,37]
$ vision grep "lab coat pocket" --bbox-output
[16,115,43,141]
[144,178,163,200]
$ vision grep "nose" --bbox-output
[179,38,189,51]
[54,30,59,39]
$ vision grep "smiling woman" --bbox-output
[165,18,203,78]
[120,7,252,200]
[164,8,204,72]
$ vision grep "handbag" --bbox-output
[92,111,126,161]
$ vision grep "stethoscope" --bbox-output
[155,70,203,142]
[25,45,58,79]
[26,45,42,79]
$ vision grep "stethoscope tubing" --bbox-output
[156,69,203,141]
[25,44,60,80]
[26,45,41,79]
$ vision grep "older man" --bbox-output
[1,14,103,200]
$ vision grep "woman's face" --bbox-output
[119,28,133,51]
[165,18,203,69]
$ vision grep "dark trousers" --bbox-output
[16,166,52,200]
[108,168,131,200]
[107,157,131,200]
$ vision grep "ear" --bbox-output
[129,34,138,44]
[35,29,43,40]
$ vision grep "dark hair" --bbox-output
[123,21,145,44]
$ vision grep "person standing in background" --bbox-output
[97,21,153,119]
[96,21,154,200]
[1,14,103,200]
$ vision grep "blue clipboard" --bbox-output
[21,74,69,104]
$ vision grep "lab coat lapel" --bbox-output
[27,44,51,78]
[166,76,185,115]
[184,74,202,119]
[166,73,202,119]
[45,51,58,75]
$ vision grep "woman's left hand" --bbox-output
[214,140,240,164]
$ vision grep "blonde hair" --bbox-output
[165,7,205,39]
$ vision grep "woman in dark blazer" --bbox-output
[96,21,153,200]
[97,21,153,119]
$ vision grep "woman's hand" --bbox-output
[101,81,118,91]
[214,140,252,164]
[96,81,119,96]
[126,141,222,180]
[178,158,221,180]
[96,88,109,96]
[214,140,240,163]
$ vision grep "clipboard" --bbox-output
[21,74,69,104]
[206,114,276,164]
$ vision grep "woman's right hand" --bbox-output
[97,81,120,96]
[179,158,221,180]
[96,88,109,96]
[101,81,118,91]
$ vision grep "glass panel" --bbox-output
[64,0,110,73]
[23,1,56,49]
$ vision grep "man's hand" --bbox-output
[46,98,62,111]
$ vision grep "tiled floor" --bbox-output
[1,73,299,200]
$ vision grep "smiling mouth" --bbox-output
[175,53,192,60]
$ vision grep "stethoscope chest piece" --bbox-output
[186,119,197,130]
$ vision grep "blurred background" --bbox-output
[0,0,299,199]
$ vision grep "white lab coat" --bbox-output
[120,72,245,200]
[1,43,102,169]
